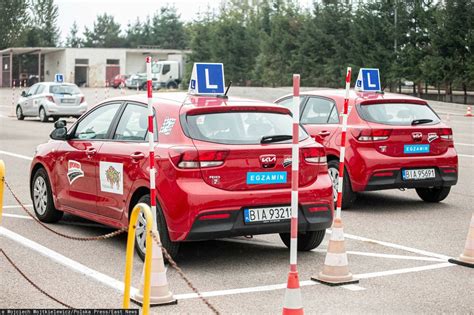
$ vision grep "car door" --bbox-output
[31,84,46,115]
[95,102,157,219]
[21,84,39,115]
[54,102,123,214]
[300,96,340,147]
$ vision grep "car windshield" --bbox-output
[358,103,440,126]
[186,111,308,145]
[49,84,81,95]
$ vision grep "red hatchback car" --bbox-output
[275,90,458,209]
[30,93,333,259]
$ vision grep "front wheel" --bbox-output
[280,230,326,251]
[31,168,63,223]
[416,186,451,202]
[327,159,356,209]
[16,106,25,120]
[134,194,180,262]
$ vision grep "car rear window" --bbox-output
[186,111,308,145]
[358,103,440,126]
[49,84,81,95]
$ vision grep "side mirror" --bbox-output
[50,127,67,140]
[21,91,27,97]
[54,119,67,129]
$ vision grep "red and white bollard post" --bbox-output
[282,74,303,315]
[131,56,175,306]
[10,80,16,117]
[312,67,358,286]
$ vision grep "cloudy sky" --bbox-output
[56,0,313,42]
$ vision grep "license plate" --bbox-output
[61,99,76,104]
[402,168,436,180]
[244,206,291,224]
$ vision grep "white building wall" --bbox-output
[44,50,67,82]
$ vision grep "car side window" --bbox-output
[73,103,121,140]
[35,84,45,95]
[276,97,305,113]
[162,64,170,75]
[113,103,157,141]
[27,84,39,96]
[301,97,339,124]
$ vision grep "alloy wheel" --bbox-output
[328,167,339,203]
[135,211,147,254]
[33,176,48,215]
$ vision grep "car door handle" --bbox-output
[131,152,145,161]
[318,131,331,137]
[86,148,97,156]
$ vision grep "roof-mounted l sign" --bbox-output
[188,63,225,95]
[355,68,381,92]
[55,73,64,83]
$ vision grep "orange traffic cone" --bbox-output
[131,232,177,306]
[465,106,473,117]
[449,213,474,268]
[282,271,303,315]
[311,218,359,286]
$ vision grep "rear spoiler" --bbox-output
[184,105,291,116]
[359,99,428,106]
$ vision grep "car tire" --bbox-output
[134,194,180,262]
[279,230,326,251]
[327,159,356,209]
[140,83,147,91]
[39,107,49,122]
[167,81,178,89]
[16,106,24,120]
[52,116,60,122]
[31,168,63,223]
[415,186,451,202]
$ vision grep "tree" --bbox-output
[83,14,124,48]
[65,21,82,47]
[150,6,187,49]
[25,0,59,47]
[0,0,29,49]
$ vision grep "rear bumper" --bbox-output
[45,102,88,116]
[365,166,458,191]
[186,205,332,241]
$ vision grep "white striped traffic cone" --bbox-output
[282,271,303,315]
[465,106,473,117]
[131,232,177,306]
[449,213,474,268]
[311,218,359,285]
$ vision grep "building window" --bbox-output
[106,59,120,65]
[75,59,89,65]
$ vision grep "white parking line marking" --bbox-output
[342,284,366,291]
[458,154,474,158]
[3,213,33,220]
[456,143,474,147]
[0,226,138,296]
[3,204,33,209]
[354,262,453,279]
[2,212,110,229]
[0,150,33,161]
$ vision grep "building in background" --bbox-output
[0,47,188,87]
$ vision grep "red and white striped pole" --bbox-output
[336,67,352,219]
[282,74,303,315]
[146,56,158,230]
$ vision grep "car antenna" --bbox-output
[217,81,232,99]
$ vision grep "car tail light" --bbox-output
[308,205,330,212]
[46,96,54,102]
[440,128,453,140]
[169,146,229,169]
[358,129,391,141]
[301,146,326,164]
[80,96,85,104]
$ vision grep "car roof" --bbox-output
[105,92,285,112]
[40,82,77,86]
[278,88,427,104]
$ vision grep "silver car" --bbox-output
[16,82,88,122]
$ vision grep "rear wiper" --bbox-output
[261,135,293,144]
[411,119,433,125]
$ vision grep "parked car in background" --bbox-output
[109,74,129,88]
[16,82,87,122]
[275,90,458,208]
[125,73,153,90]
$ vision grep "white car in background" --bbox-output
[16,82,88,122]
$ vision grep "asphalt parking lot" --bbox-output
[0,86,473,313]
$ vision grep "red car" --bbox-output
[275,90,458,209]
[109,74,129,88]
[30,93,333,259]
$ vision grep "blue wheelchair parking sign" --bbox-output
[188,63,225,95]
[355,68,381,92]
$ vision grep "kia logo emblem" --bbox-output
[412,132,422,141]
[260,154,276,168]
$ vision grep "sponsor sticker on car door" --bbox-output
[100,161,123,194]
